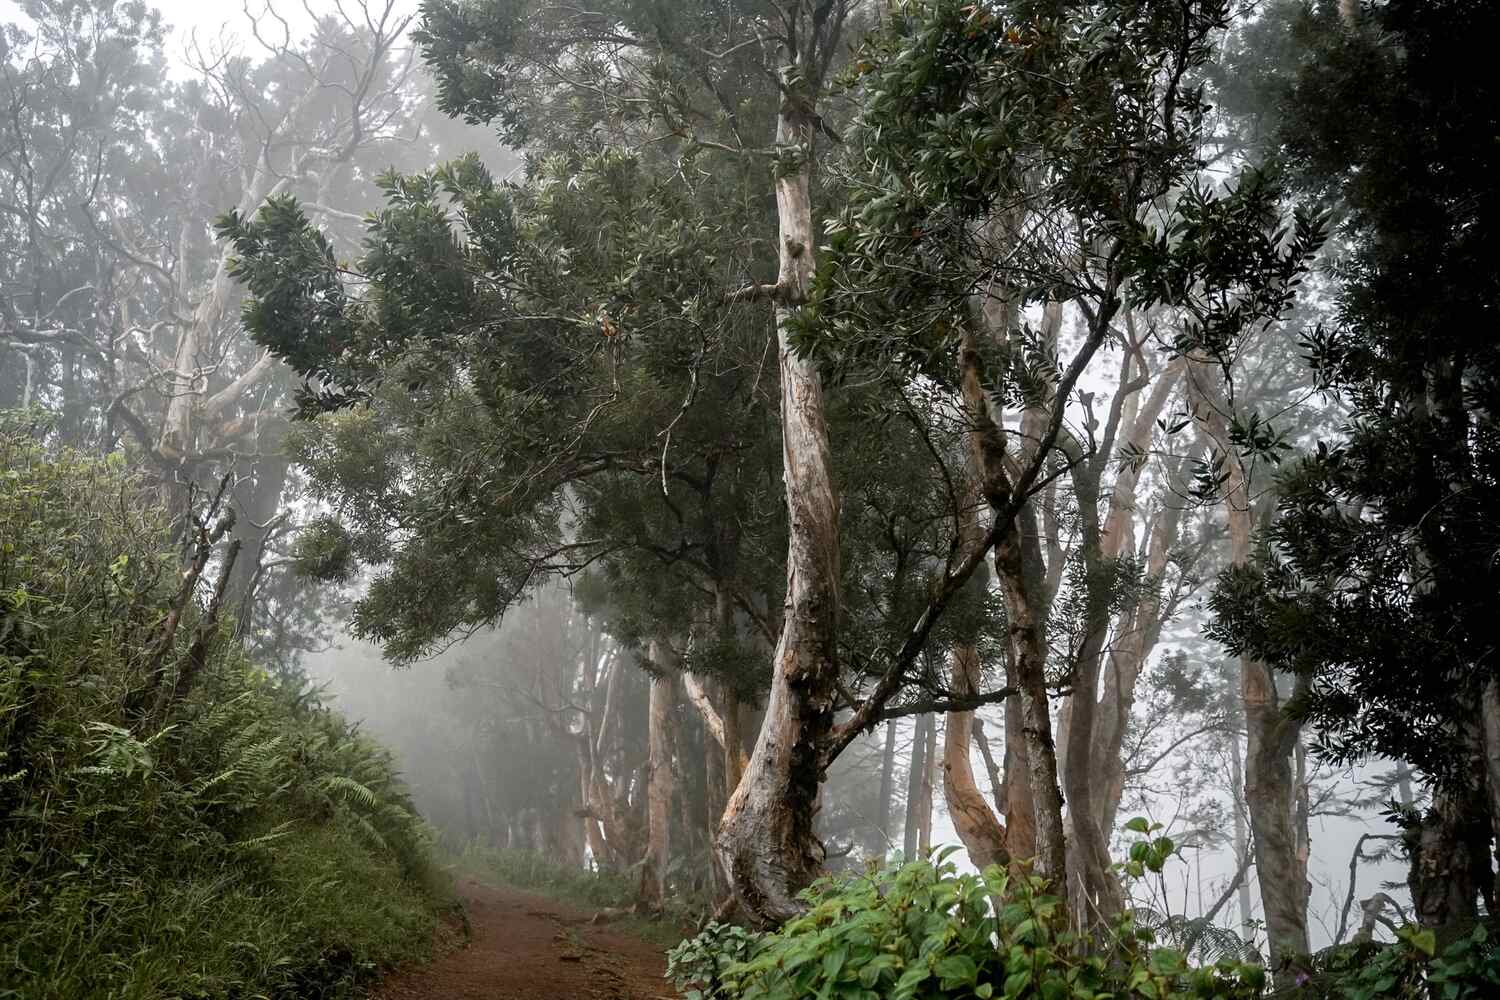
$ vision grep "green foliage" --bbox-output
[712,849,1265,1000]
[1207,0,1500,786]
[667,921,763,1000]
[808,0,1322,383]
[1292,924,1500,1000]
[0,420,450,999]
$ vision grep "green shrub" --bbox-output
[710,846,1264,1000]
[1294,924,1500,1000]
[667,920,762,1000]
[0,418,451,999]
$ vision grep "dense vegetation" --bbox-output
[0,418,450,998]
[4,0,1499,997]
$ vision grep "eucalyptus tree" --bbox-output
[809,0,1322,926]
[224,0,983,921]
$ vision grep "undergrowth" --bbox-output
[0,416,452,999]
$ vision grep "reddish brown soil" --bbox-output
[371,880,674,1000]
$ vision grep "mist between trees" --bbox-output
[2,0,1497,997]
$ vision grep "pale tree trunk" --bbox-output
[904,714,931,858]
[715,47,843,922]
[644,649,675,909]
[1092,440,1203,836]
[1481,677,1500,906]
[918,714,938,854]
[872,720,898,858]
[1059,354,1182,925]
[1228,723,1258,949]
[1189,360,1309,984]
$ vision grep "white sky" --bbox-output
[0,0,419,79]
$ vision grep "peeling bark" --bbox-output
[715,51,843,922]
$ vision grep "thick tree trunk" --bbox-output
[715,76,842,923]
[944,643,1010,869]
[1481,677,1500,905]
[1000,694,1038,862]
[1411,784,1485,950]
[995,509,1067,886]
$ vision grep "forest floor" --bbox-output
[370,878,674,1000]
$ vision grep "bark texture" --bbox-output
[643,650,674,909]
[715,61,843,923]
[943,643,1010,869]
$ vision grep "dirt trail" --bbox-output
[372,879,674,1000]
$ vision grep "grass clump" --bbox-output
[0,417,452,999]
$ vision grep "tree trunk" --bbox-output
[904,714,930,859]
[1189,360,1309,984]
[715,66,842,923]
[1481,676,1500,906]
[1228,723,1257,950]
[643,650,675,909]
[918,713,938,854]
[944,643,1010,869]
[995,508,1067,887]
[1411,784,1485,950]
[873,720,898,859]
[1000,694,1037,862]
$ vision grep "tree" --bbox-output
[808,0,1320,921]
[1208,0,1500,948]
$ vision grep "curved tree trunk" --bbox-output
[944,642,1010,869]
[715,59,842,923]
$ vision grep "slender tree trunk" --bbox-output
[956,311,1065,888]
[995,508,1067,886]
[644,651,675,909]
[918,714,938,854]
[904,714,930,859]
[943,446,1010,869]
[715,64,842,923]
[873,720,898,858]
[1228,724,1257,949]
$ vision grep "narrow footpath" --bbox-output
[372,879,673,1000]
